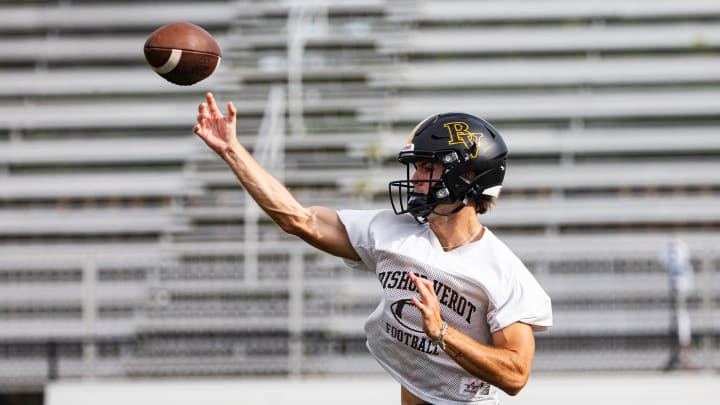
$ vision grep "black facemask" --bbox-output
[388,164,458,223]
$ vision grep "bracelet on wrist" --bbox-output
[432,321,448,351]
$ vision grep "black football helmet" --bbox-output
[388,112,508,222]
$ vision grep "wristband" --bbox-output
[432,321,448,351]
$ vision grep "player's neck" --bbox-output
[428,206,484,251]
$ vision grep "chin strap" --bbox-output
[415,199,467,223]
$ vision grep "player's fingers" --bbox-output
[410,272,431,293]
[408,272,419,288]
[227,102,237,118]
[411,296,426,313]
[409,272,422,288]
[414,276,441,314]
[198,105,210,124]
[206,92,219,114]
[409,273,431,300]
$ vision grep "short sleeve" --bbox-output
[337,209,385,272]
[487,262,553,333]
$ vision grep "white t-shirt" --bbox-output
[337,209,552,405]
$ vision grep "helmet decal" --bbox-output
[443,121,483,158]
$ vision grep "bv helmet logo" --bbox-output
[444,121,483,158]
[390,299,424,333]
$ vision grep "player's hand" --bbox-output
[408,272,445,341]
[193,92,238,156]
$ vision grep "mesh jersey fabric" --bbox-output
[337,209,552,405]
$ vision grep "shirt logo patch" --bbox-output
[459,377,492,397]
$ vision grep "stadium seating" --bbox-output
[0,0,718,393]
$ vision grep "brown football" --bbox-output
[143,22,221,86]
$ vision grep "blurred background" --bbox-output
[1,0,719,404]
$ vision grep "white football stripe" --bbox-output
[153,49,182,74]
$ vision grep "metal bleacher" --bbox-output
[0,0,719,395]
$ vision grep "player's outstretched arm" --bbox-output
[193,92,360,261]
[409,272,535,396]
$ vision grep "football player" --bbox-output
[194,92,552,404]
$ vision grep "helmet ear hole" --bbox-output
[465,187,480,200]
